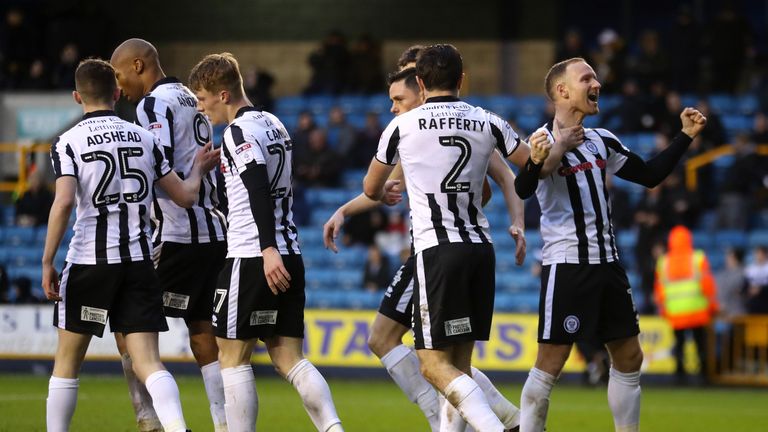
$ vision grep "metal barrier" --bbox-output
[686,144,768,191]
[709,315,768,386]
[0,142,52,195]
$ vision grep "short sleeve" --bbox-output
[224,124,266,173]
[487,112,520,157]
[50,136,77,178]
[595,128,631,174]
[137,96,175,165]
[375,119,400,165]
[151,136,172,180]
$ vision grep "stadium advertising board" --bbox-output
[0,306,691,373]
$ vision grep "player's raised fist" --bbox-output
[529,130,552,164]
[680,107,707,138]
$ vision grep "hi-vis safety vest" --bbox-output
[657,250,709,317]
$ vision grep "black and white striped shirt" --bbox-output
[535,122,630,265]
[221,107,300,257]
[376,96,521,254]
[136,77,226,245]
[51,110,171,264]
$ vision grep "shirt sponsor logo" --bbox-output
[235,143,252,154]
[80,306,108,324]
[250,310,278,326]
[163,292,190,310]
[557,159,606,177]
[564,315,580,333]
[149,123,162,130]
[444,317,472,336]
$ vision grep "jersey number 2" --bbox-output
[82,147,149,207]
[439,136,472,193]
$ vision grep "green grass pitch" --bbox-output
[1,373,766,431]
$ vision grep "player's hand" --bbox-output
[381,180,403,206]
[262,247,291,294]
[323,210,345,253]
[680,107,707,138]
[42,263,61,301]
[194,142,222,173]
[529,130,552,164]
[556,124,585,150]
[509,225,526,265]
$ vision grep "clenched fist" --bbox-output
[529,130,553,164]
[680,107,707,139]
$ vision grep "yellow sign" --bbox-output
[250,310,685,374]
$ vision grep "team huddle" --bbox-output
[41,39,707,432]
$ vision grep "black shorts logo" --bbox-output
[563,315,580,334]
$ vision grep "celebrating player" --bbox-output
[110,38,228,432]
[189,52,344,432]
[514,57,707,432]
[42,58,220,432]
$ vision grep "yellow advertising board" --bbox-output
[248,310,688,374]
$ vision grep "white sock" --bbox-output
[144,370,187,432]
[286,359,343,432]
[438,393,466,432]
[380,344,440,431]
[47,376,78,432]
[443,374,504,432]
[221,365,258,432]
[201,361,228,431]
[121,353,161,431]
[607,368,641,432]
[520,367,556,432]
[471,367,520,429]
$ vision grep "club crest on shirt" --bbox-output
[563,315,580,333]
[585,141,599,154]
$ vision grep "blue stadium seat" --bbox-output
[336,95,370,114]
[8,247,42,267]
[366,94,390,114]
[463,95,487,108]
[6,265,40,282]
[748,230,768,248]
[484,95,518,118]
[714,230,748,249]
[497,271,539,293]
[737,95,758,115]
[634,133,657,158]
[275,95,308,116]
[495,292,540,313]
[692,231,714,250]
[378,112,395,128]
[297,226,324,247]
[0,205,14,227]
[515,114,542,134]
[1,226,36,246]
[721,114,752,135]
[309,208,337,228]
[279,113,299,132]
[326,248,367,269]
[617,230,638,251]
[517,95,547,116]
[306,95,337,115]
[307,188,357,207]
[708,94,736,115]
[341,169,366,189]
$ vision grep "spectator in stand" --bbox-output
[295,129,341,187]
[668,5,702,93]
[348,112,383,168]
[660,170,700,228]
[1,8,39,89]
[634,186,666,314]
[751,112,768,144]
[304,30,349,95]
[20,58,50,90]
[599,80,649,132]
[606,174,632,230]
[629,30,669,93]
[0,264,9,303]
[555,28,589,63]
[658,91,683,137]
[707,3,753,93]
[695,99,726,151]
[15,170,53,227]
[348,34,384,94]
[343,208,387,247]
[716,247,747,318]
[654,225,719,385]
[10,277,41,304]
[325,106,357,157]
[591,28,627,93]
[51,42,79,90]
[291,110,318,161]
[745,245,768,314]
[362,245,392,293]
[717,133,767,230]
[243,67,275,113]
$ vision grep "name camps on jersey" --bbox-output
[220,107,299,257]
[51,110,171,264]
[136,77,226,245]
[535,122,630,265]
[375,97,521,254]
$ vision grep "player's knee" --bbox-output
[367,333,388,358]
[613,346,643,372]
